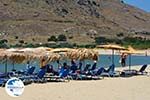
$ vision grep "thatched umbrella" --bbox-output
[5,49,27,71]
[1,48,42,72]
[0,49,8,73]
[66,48,98,61]
[96,44,127,64]
[0,49,6,60]
[63,48,98,70]
[19,48,38,61]
[0,48,26,72]
[34,51,61,69]
[6,48,20,52]
[121,46,144,70]
[46,52,61,62]
[50,48,73,53]
[0,47,61,72]
[19,48,34,52]
[7,52,26,63]
[19,48,60,62]
[6,49,25,62]
[34,47,53,52]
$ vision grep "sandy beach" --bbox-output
[0,65,150,100]
[95,49,150,56]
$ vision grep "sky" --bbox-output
[123,0,150,12]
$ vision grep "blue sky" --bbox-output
[123,0,150,12]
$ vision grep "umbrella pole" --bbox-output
[129,54,131,71]
[83,60,85,70]
[5,56,7,73]
[112,49,114,65]
[12,61,15,70]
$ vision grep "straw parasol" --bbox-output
[19,48,60,62]
[96,44,126,50]
[45,52,61,62]
[0,49,8,73]
[66,48,98,61]
[35,47,53,51]
[6,48,20,52]
[121,46,144,70]
[19,47,60,62]
[0,49,6,59]
[7,52,26,63]
[19,48,34,52]
[96,44,127,64]
[0,47,61,72]
[0,48,27,72]
[50,48,73,53]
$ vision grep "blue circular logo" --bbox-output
[5,77,25,97]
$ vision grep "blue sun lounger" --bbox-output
[17,66,36,76]
[0,78,7,87]
[19,68,46,83]
[136,64,148,75]
[46,68,71,82]
[121,64,148,76]
[98,64,120,77]
[33,68,46,83]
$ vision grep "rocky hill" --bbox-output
[0,0,150,46]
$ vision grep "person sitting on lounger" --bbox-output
[61,62,69,70]
[84,63,91,72]
[46,64,53,73]
[78,60,82,71]
[76,60,83,74]
[46,64,58,75]
[70,60,78,73]
[58,62,70,77]
[90,61,97,71]
[26,61,31,70]
[81,63,91,75]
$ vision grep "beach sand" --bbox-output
[95,49,150,56]
[0,65,150,100]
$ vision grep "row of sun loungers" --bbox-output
[0,64,149,87]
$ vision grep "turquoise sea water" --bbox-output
[0,54,150,73]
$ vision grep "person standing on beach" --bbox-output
[145,51,147,56]
[40,58,48,69]
[120,53,127,67]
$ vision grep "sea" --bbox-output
[0,54,150,73]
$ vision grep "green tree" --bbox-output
[116,33,124,37]
[0,39,8,44]
[15,36,19,39]
[19,40,24,44]
[57,34,67,41]
[94,37,107,44]
[47,35,57,42]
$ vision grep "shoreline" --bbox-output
[94,49,150,56]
